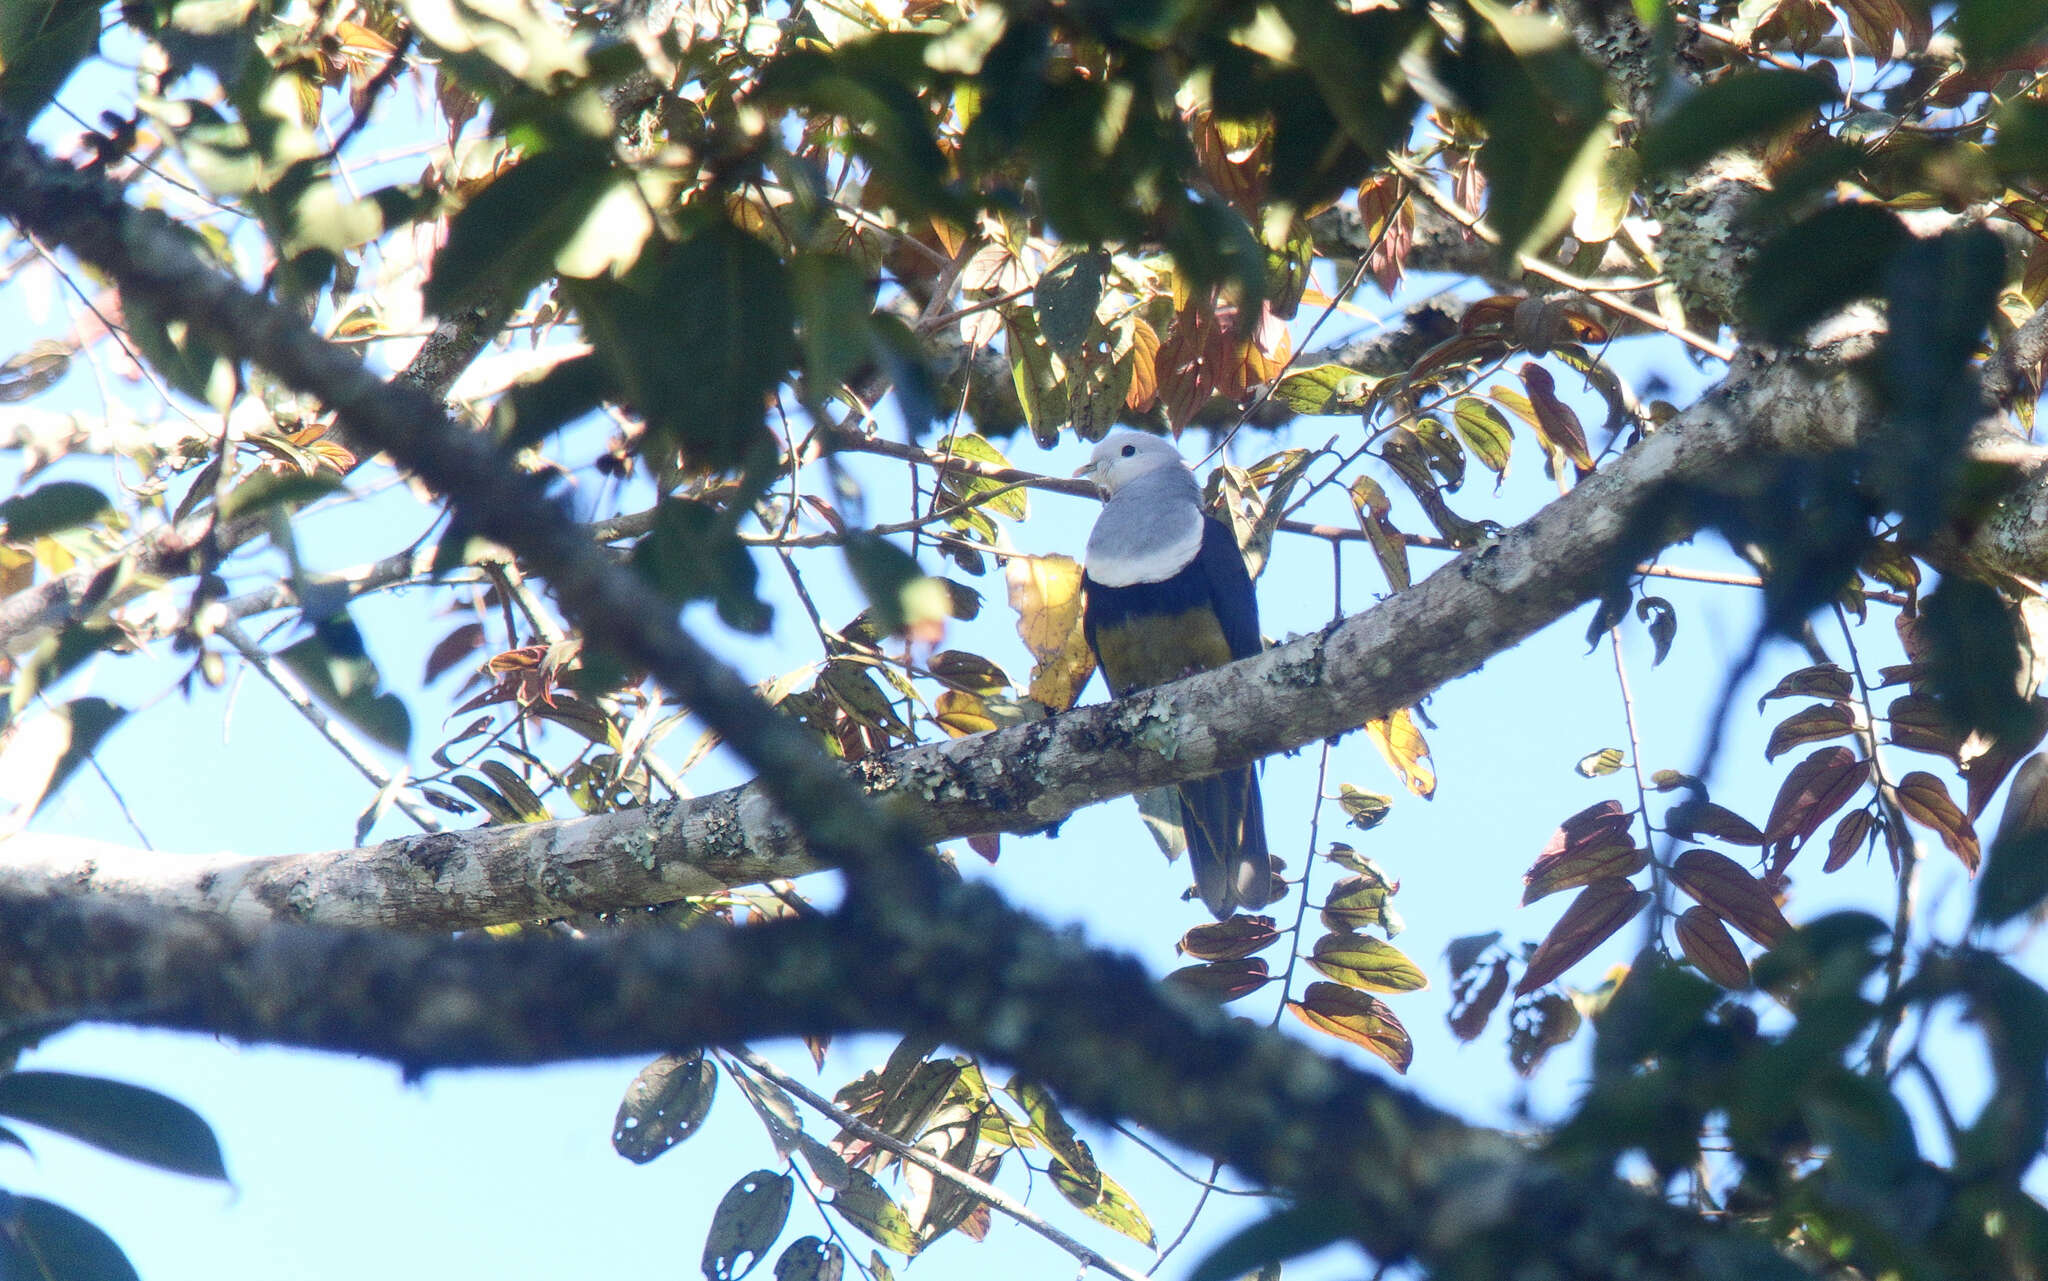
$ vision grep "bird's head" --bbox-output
[1073,432,1187,497]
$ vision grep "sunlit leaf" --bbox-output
[1575,747,1624,777]
[1288,982,1414,1072]
[1337,783,1392,831]
[1005,553,1094,712]
[1365,707,1434,797]
[1178,915,1281,962]
[833,1170,920,1256]
[1308,932,1428,993]
[1895,769,1979,873]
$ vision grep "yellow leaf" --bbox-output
[1004,553,1095,713]
[1365,707,1435,798]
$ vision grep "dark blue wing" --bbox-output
[1195,516,1261,661]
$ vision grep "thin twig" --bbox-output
[728,1049,1153,1281]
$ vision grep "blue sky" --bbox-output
[1,23,2040,1281]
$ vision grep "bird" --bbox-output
[1075,431,1274,919]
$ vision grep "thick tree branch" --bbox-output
[0,884,1733,1279]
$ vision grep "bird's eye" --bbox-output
[1120,444,1136,457]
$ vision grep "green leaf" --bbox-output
[613,1051,717,1165]
[217,470,345,523]
[1638,71,1832,173]
[0,1197,141,1281]
[1451,397,1514,476]
[702,1170,794,1281]
[1740,203,1908,342]
[1307,932,1429,993]
[1002,1078,1097,1189]
[0,482,110,541]
[277,615,411,753]
[0,1071,227,1181]
[630,497,771,633]
[423,143,615,316]
[1955,0,2048,67]
[1034,249,1106,356]
[791,252,875,397]
[842,533,947,638]
[573,217,793,472]
[1053,1159,1154,1247]
[1272,363,1372,415]
[832,1170,921,1256]
[1188,1200,1350,1281]
[1450,0,1611,257]
[0,0,99,119]
[488,353,613,452]
[936,434,1028,521]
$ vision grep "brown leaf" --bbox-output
[1162,958,1272,1003]
[1508,991,1582,1076]
[1663,799,1766,846]
[1762,747,1870,845]
[1289,982,1414,1073]
[1766,702,1858,761]
[1514,877,1650,995]
[1122,316,1160,412]
[1518,363,1593,470]
[1178,915,1280,962]
[1365,707,1435,798]
[1307,933,1429,993]
[1757,662,1853,710]
[1886,692,1965,762]
[1355,172,1411,295]
[1670,849,1791,947]
[1154,307,1219,432]
[1823,808,1877,873]
[1524,800,1639,902]
[1896,770,1980,873]
[1004,554,1095,712]
[1448,958,1510,1042]
[1674,906,1752,990]
[1522,839,1646,905]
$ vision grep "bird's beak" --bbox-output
[1072,460,1097,480]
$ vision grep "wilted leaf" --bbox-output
[773,1237,844,1281]
[703,1170,794,1281]
[1288,982,1414,1073]
[1514,877,1649,995]
[1635,596,1676,664]
[1308,932,1428,993]
[612,1051,717,1164]
[0,1072,226,1181]
[1766,702,1858,760]
[1179,915,1281,962]
[1005,553,1094,712]
[1674,906,1752,990]
[834,1170,920,1256]
[1337,783,1393,831]
[1896,770,1979,873]
[1575,747,1625,777]
[1670,849,1790,947]
[1365,708,1435,797]
[1449,957,1511,1041]
[1762,747,1870,845]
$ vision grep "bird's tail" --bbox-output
[1180,767,1273,920]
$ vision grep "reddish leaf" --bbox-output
[1674,906,1752,990]
[1670,849,1791,947]
[1664,799,1766,846]
[1163,958,1272,1003]
[1823,808,1877,872]
[1448,958,1510,1042]
[1756,662,1853,709]
[1518,363,1593,469]
[1177,915,1280,962]
[1766,702,1857,761]
[1522,840,1647,905]
[1896,770,1980,873]
[1514,877,1650,995]
[1289,983,1414,1073]
[1959,709,2048,818]
[423,622,485,683]
[1762,747,1870,845]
